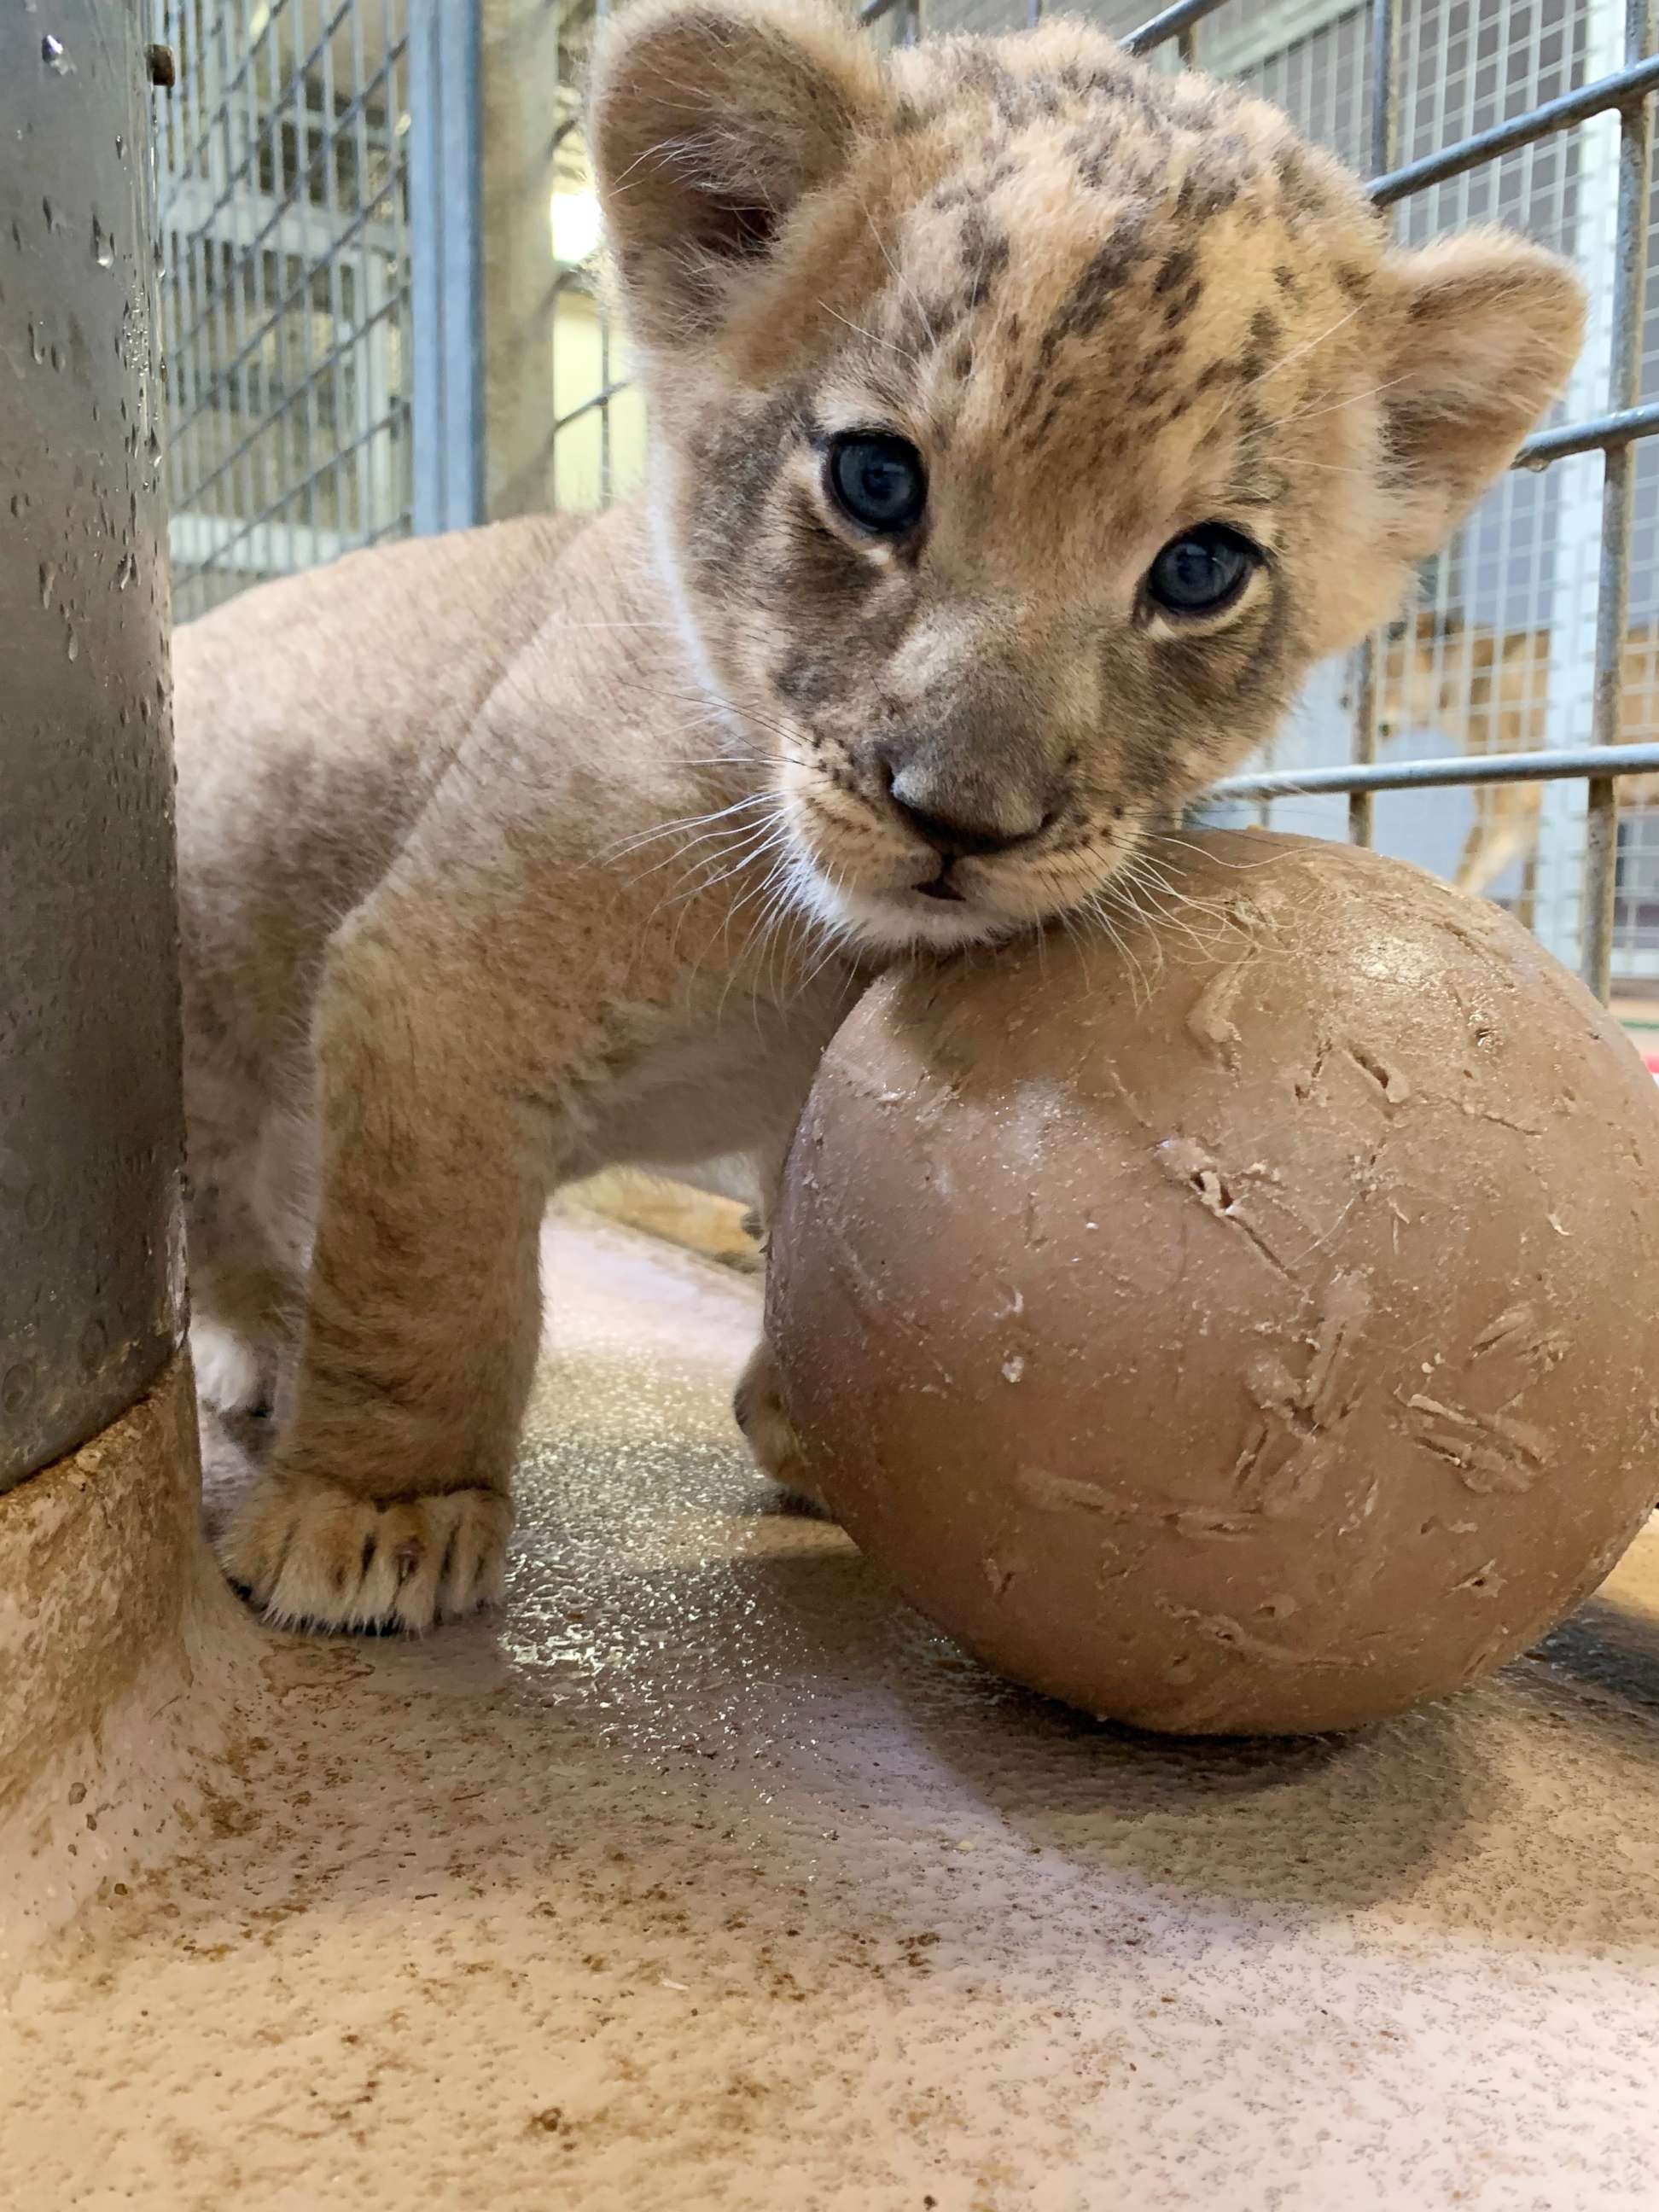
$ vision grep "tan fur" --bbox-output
[177,2,1583,1630]
[1377,611,1659,899]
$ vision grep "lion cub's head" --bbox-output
[591,0,1582,952]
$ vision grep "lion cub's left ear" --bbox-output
[1375,229,1586,559]
[588,0,888,352]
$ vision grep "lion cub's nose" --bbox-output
[884,758,1049,860]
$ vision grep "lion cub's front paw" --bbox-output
[220,1470,512,1633]
[733,1338,829,1512]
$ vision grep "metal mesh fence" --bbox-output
[151,0,414,622]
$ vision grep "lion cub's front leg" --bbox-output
[733,1334,829,1512]
[728,1139,828,1512]
[219,919,546,1632]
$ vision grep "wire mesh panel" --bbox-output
[152,0,414,621]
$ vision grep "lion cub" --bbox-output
[172,0,1583,1629]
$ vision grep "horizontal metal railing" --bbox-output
[1206,742,1659,806]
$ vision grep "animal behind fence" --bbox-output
[1371,608,1659,903]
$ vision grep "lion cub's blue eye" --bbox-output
[1145,524,1259,615]
[827,434,927,533]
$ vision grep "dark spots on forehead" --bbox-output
[1191,355,1239,399]
[1272,142,1334,227]
[1041,216,1151,358]
[1173,137,1255,224]
[958,207,1011,311]
[1019,391,1067,457]
[951,335,975,383]
[1273,262,1300,297]
[1165,81,1228,132]
[1151,246,1198,302]
[928,154,1020,224]
[1130,336,1182,405]
[881,290,948,367]
[1235,306,1283,385]
[1162,275,1205,329]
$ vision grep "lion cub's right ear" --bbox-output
[588,0,888,352]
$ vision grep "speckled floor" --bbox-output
[4,1210,1659,2211]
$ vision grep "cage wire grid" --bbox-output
[153,0,1659,998]
[152,0,416,620]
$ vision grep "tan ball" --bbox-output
[766,830,1659,1734]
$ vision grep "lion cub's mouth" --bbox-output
[914,868,965,904]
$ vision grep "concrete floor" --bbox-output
[4,1208,1659,2210]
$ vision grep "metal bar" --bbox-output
[1121,0,1231,60]
[597,0,614,504]
[409,0,441,532]
[1348,0,1401,853]
[350,0,377,544]
[548,0,563,516]
[1581,0,1653,1002]
[236,0,271,590]
[1368,52,1659,206]
[408,0,480,533]
[1348,638,1381,847]
[858,0,901,26]
[1176,19,1198,69]
[317,6,354,543]
[1368,0,1399,183]
[295,0,323,573]
[553,379,632,436]
[1515,399,1659,468]
[439,0,483,526]
[1202,742,1659,805]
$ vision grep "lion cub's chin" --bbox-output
[795,864,1032,958]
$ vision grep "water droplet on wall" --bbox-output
[38,559,55,608]
[91,218,114,269]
